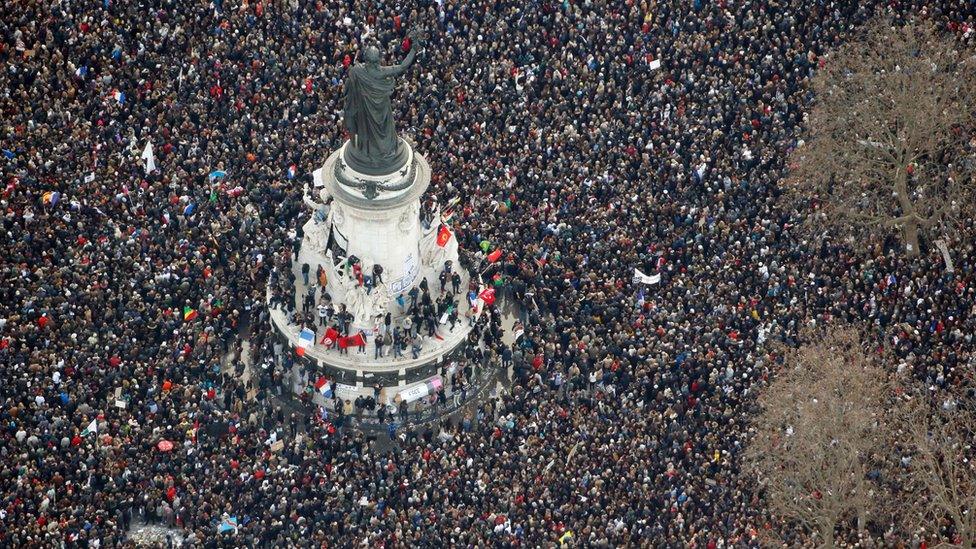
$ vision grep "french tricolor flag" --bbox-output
[287,164,297,179]
[296,327,315,356]
[112,90,125,104]
[314,376,332,398]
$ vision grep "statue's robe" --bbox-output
[344,65,398,162]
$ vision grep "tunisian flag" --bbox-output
[436,225,452,247]
[320,327,339,347]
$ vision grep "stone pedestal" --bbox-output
[268,137,476,396]
[324,140,429,297]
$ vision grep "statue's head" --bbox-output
[364,46,380,64]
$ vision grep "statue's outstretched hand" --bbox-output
[408,28,424,47]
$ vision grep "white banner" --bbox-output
[389,251,420,295]
[935,239,955,273]
[633,268,661,285]
[398,383,430,404]
[398,377,442,404]
[312,166,325,188]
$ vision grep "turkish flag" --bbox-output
[436,225,452,247]
[487,249,503,263]
[478,287,496,306]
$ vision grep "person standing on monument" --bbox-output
[337,304,349,337]
[451,272,461,295]
[393,328,404,359]
[374,334,384,360]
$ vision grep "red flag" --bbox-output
[295,346,305,357]
[487,249,503,263]
[320,327,339,346]
[348,332,366,347]
[478,287,496,305]
[436,225,452,247]
[339,333,366,349]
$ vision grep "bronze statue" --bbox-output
[343,29,423,175]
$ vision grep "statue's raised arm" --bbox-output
[342,30,424,175]
[381,29,422,77]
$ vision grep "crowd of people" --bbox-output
[270,251,469,360]
[1,0,975,546]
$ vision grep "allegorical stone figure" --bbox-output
[343,29,422,174]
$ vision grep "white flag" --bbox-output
[82,418,98,436]
[633,268,661,285]
[141,142,156,174]
[649,58,662,71]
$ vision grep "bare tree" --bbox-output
[786,20,976,257]
[745,328,892,548]
[899,393,976,548]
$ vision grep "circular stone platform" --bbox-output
[268,140,479,400]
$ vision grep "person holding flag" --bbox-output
[478,286,496,306]
[81,418,98,437]
[141,142,156,174]
[436,224,452,247]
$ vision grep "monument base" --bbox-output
[268,143,480,401]
[342,138,411,178]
